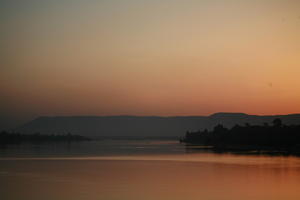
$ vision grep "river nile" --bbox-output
[1,140,300,200]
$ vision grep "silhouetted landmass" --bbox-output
[0,131,90,145]
[16,113,300,137]
[181,118,300,153]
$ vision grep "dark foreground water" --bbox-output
[1,140,300,200]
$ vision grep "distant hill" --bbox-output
[15,113,300,138]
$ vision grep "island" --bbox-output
[180,118,300,154]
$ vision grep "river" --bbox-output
[1,140,300,200]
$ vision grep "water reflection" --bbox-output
[1,157,300,200]
[1,140,300,200]
[185,143,300,157]
[0,140,184,158]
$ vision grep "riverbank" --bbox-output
[0,131,90,145]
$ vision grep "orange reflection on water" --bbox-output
[1,154,300,200]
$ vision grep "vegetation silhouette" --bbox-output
[181,118,300,153]
[0,131,90,145]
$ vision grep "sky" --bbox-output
[1,0,300,128]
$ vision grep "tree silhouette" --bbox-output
[273,118,282,127]
[181,118,300,153]
[0,131,90,145]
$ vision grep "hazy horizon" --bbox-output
[3,111,300,131]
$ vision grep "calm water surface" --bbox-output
[1,140,300,200]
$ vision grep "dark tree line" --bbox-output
[181,119,300,152]
[0,131,90,145]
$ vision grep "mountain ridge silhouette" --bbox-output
[15,113,300,137]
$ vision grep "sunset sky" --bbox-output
[1,0,300,128]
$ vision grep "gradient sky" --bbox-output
[1,0,300,128]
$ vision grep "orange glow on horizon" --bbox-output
[0,0,300,121]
